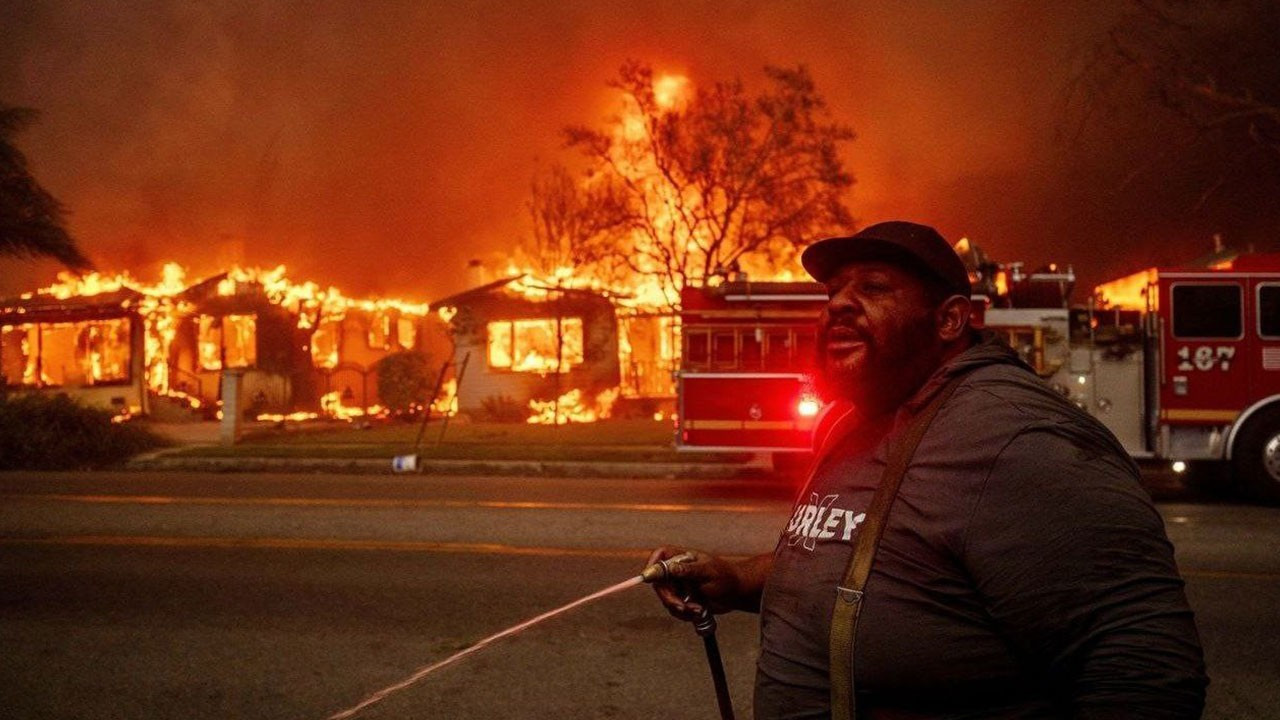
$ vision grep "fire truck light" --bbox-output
[1171,460,1188,474]
[798,398,821,417]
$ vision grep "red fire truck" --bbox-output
[676,255,1280,503]
[676,281,825,453]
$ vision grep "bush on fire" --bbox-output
[0,392,166,470]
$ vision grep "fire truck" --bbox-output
[675,255,1280,503]
[676,281,825,453]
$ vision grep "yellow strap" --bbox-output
[828,376,964,719]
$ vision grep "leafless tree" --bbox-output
[1070,0,1280,209]
[524,163,630,276]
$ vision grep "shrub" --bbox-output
[477,394,527,423]
[0,392,168,470]
[374,351,433,416]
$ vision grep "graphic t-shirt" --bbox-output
[752,343,1206,719]
[755,412,889,719]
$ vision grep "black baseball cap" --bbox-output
[800,221,971,298]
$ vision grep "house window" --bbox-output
[397,317,417,350]
[199,314,257,371]
[311,320,341,369]
[367,313,392,350]
[487,317,584,373]
[76,319,131,384]
[0,319,131,387]
[1171,284,1242,339]
[0,325,31,385]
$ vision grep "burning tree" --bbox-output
[528,62,855,311]
[0,105,90,270]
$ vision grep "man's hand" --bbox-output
[644,547,772,621]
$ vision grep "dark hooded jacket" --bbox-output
[755,336,1207,719]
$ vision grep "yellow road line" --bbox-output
[2,535,1272,581]
[0,534,655,558]
[0,493,780,514]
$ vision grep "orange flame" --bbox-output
[527,387,620,425]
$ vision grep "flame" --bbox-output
[526,387,620,425]
[653,74,690,109]
[431,378,458,417]
[1095,268,1158,311]
[12,263,432,414]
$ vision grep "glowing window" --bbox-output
[1,325,36,386]
[311,321,341,369]
[38,324,77,386]
[75,319,131,385]
[487,321,513,368]
[368,313,392,350]
[199,314,257,371]
[397,317,417,350]
[487,317,583,373]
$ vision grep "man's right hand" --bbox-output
[644,547,772,621]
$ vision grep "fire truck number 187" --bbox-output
[1176,345,1236,372]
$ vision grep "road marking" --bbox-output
[2,536,1273,581]
[0,534,656,558]
[0,493,781,514]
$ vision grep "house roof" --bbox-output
[431,275,614,308]
[430,275,525,307]
[0,288,144,325]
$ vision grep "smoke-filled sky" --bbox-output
[1,0,1267,300]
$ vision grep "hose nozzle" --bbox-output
[641,551,695,583]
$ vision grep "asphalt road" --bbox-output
[0,471,1276,720]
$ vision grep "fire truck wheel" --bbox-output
[1232,406,1280,505]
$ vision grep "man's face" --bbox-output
[817,260,942,410]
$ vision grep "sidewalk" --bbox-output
[131,419,782,479]
[128,447,777,478]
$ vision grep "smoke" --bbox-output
[1,0,1264,300]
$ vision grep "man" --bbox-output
[648,221,1207,719]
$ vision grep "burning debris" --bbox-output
[527,387,620,425]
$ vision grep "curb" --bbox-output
[126,454,776,479]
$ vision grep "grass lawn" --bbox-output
[168,418,752,463]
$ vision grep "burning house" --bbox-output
[431,276,622,422]
[0,265,445,420]
[0,287,150,416]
